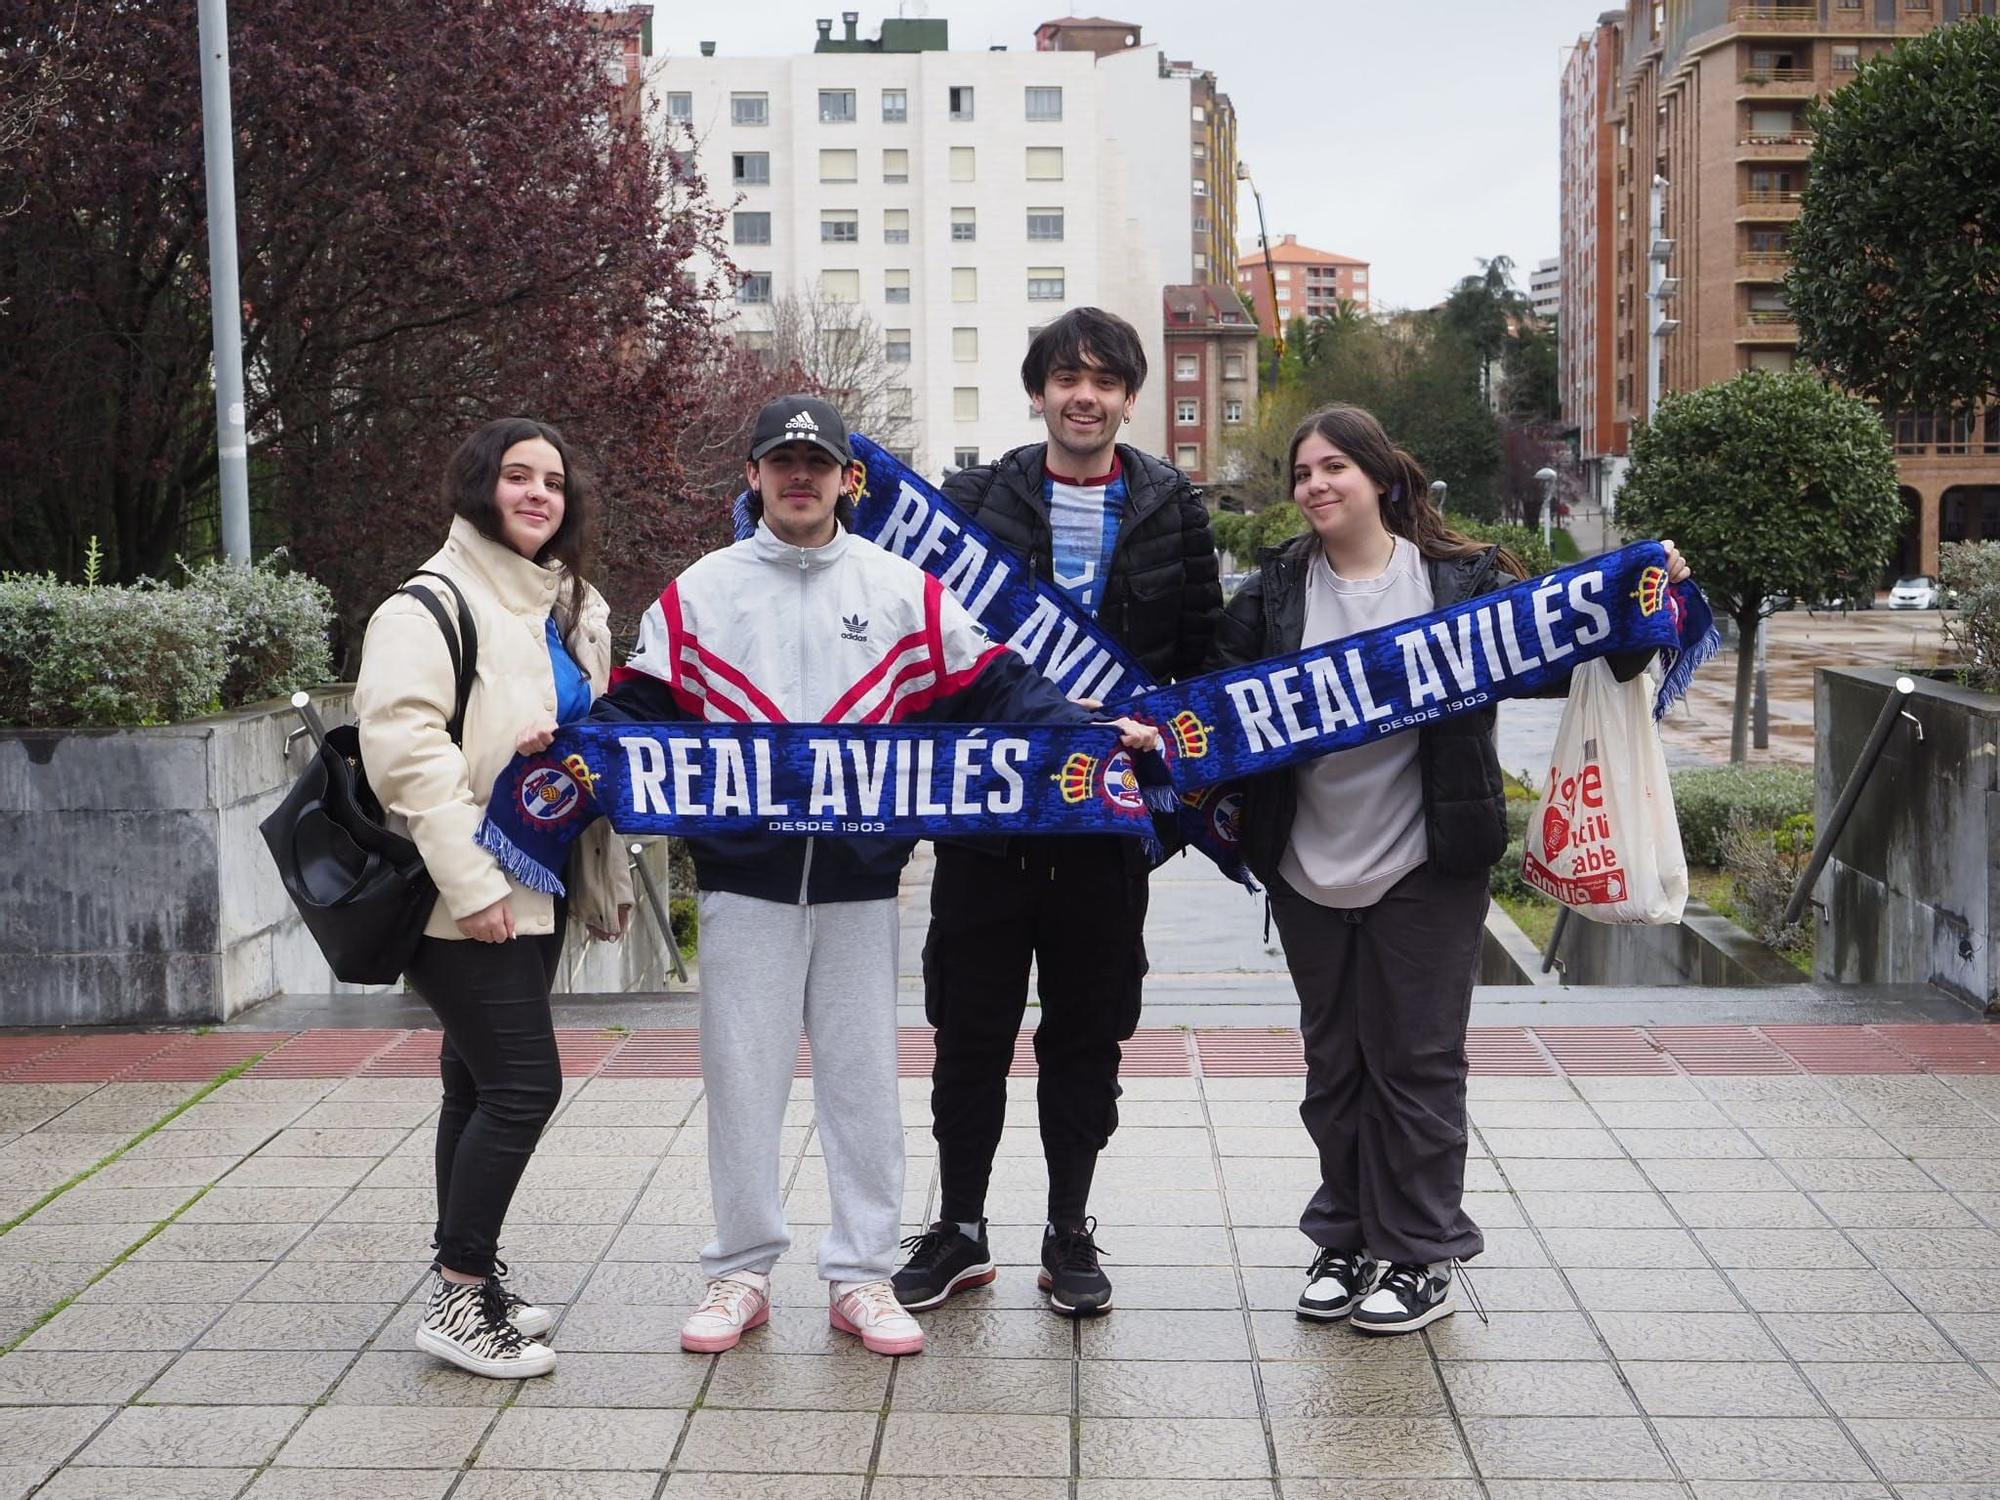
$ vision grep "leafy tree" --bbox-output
[1789,17,2000,414]
[0,0,790,652]
[1615,371,1903,762]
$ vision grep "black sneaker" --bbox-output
[1039,1218,1112,1317]
[1296,1246,1378,1322]
[1352,1261,1454,1335]
[893,1221,997,1310]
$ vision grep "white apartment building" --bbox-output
[1530,257,1562,325]
[651,23,1205,476]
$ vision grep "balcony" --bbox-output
[1730,3,1820,32]
[1737,250,1792,279]
[1739,131,1816,158]
[1737,190,1805,221]
[1737,309,1799,341]
[1739,68,1818,94]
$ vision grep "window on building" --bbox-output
[1025,86,1063,121]
[1176,443,1200,468]
[952,267,977,302]
[951,207,977,242]
[1746,347,1794,371]
[885,329,912,364]
[820,269,860,302]
[819,149,858,183]
[737,328,773,355]
[666,91,693,121]
[1224,399,1245,423]
[819,89,856,124]
[1193,142,1208,160]
[821,209,858,244]
[1222,353,1245,380]
[949,85,975,121]
[953,327,978,362]
[1192,215,1210,234]
[1025,146,1064,180]
[950,146,975,182]
[732,152,769,185]
[1275,268,1292,282]
[886,388,914,421]
[1194,251,1209,272]
[953,447,980,468]
[884,209,911,244]
[1352,270,1368,285]
[1192,178,1209,198]
[1027,208,1065,242]
[882,88,908,122]
[1176,398,1199,425]
[954,387,979,421]
[730,93,768,126]
[736,271,771,304]
[1027,267,1065,301]
[1191,105,1206,123]
[1175,353,1199,381]
[1749,229,1792,252]
[882,148,909,183]
[733,211,771,245]
[1833,45,1860,71]
[884,268,911,304]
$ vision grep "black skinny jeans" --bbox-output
[405,902,566,1278]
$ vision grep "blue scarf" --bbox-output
[492,444,1717,895]
[476,723,1161,896]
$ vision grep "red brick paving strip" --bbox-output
[5,1024,2000,1083]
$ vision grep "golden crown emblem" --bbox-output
[1054,751,1099,805]
[1168,709,1213,760]
[1632,565,1669,617]
[561,753,600,797]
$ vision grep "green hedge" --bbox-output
[0,559,334,728]
[1670,765,1816,865]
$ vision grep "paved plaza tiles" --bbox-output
[5,1028,2000,1495]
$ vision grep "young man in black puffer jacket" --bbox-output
[895,307,1223,1318]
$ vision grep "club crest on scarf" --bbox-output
[1054,749,1147,814]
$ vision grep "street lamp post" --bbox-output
[1535,466,1558,553]
[1429,480,1448,514]
[1236,161,1284,376]
[197,0,252,564]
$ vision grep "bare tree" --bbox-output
[753,289,915,455]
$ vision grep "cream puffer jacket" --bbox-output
[354,517,633,940]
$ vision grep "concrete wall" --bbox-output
[1,691,688,1027]
[1552,901,1805,987]
[1813,667,2000,1012]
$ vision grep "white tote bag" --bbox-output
[1520,657,1688,925]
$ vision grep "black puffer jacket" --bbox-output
[1209,536,1653,887]
[941,442,1222,684]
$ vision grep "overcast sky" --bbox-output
[644,0,1602,310]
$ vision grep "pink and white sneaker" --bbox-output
[680,1271,770,1353]
[830,1278,926,1356]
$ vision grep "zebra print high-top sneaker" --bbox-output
[416,1273,556,1378]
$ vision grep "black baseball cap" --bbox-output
[747,395,852,465]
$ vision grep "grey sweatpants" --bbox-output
[1268,863,1489,1267]
[695,889,903,1285]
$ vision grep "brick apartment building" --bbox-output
[1235,234,1371,338]
[1162,282,1260,496]
[1561,0,2000,579]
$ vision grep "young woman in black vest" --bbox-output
[1210,404,1688,1332]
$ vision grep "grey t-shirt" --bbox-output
[1279,536,1434,909]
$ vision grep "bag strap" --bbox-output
[398,570,480,746]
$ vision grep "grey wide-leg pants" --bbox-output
[1268,864,1488,1267]
[695,889,903,1285]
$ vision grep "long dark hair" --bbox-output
[443,417,594,635]
[1287,404,1524,578]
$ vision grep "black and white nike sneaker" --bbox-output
[1352,1261,1455,1335]
[1296,1246,1379,1322]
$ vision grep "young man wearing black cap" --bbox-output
[585,395,1161,1356]
[895,307,1223,1318]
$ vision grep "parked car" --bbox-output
[1888,575,1942,610]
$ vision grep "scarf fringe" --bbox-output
[475,819,569,897]
[1654,619,1721,722]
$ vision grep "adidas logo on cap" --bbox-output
[784,410,820,436]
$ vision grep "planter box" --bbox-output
[1813,666,1999,1012]
[1,691,685,1027]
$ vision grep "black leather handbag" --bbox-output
[261,571,478,985]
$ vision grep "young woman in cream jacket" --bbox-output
[354,417,631,1379]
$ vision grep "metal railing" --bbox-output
[1739,132,1817,148]
[1741,68,1817,83]
[1742,189,1806,205]
[1731,3,1821,24]
[1739,250,1792,272]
